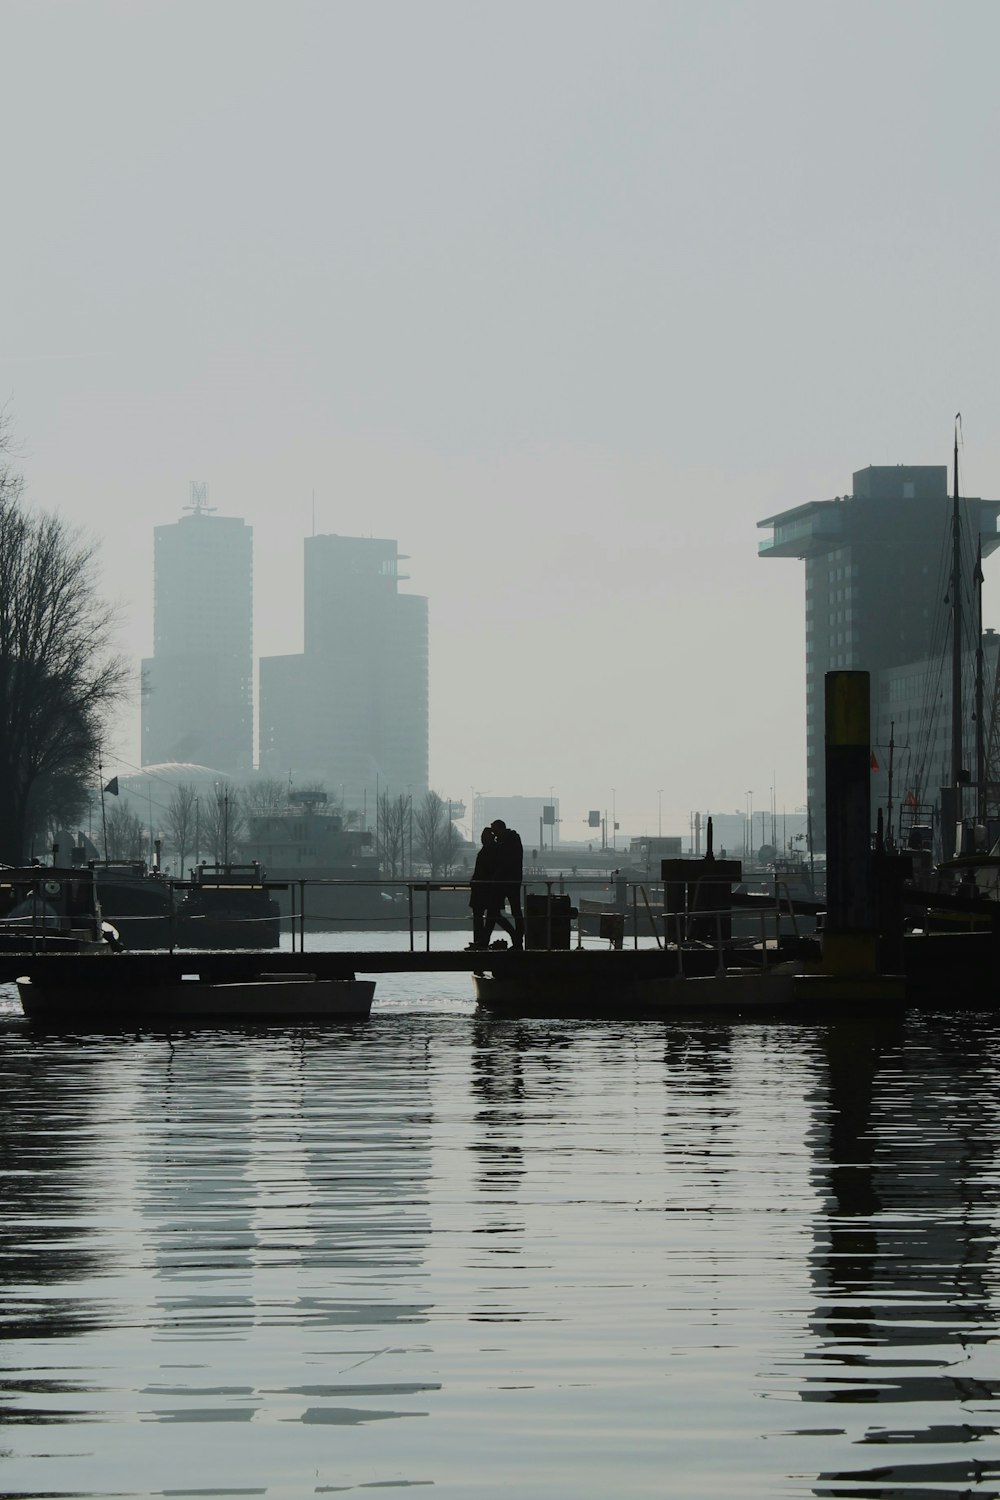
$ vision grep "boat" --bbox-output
[899,423,1000,939]
[0,865,112,972]
[14,951,374,1025]
[175,862,282,948]
[88,859,176,947]
[473,959,803,1018]
[473,951,905,1018]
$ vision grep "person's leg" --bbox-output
[507,885,524,949]
[493,910,516,941]
[485,894,515,945]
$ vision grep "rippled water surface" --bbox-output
[2,955,1000,1498]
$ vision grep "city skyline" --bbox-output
[5,2,1000,840]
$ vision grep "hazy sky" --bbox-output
[4,0,1000,842]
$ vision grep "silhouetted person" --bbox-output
[486,819,524,950]
[468,827,497,949]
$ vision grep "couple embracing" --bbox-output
[469,819,524,950]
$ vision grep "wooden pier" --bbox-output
[2,945,676,987]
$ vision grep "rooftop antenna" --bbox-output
[184,481,216,516]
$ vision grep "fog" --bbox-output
[3,0,999,841]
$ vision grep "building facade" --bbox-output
[141,500,254,773]
[259,534,428,811]
[873,631,1000,837]
[758,465,1000,842]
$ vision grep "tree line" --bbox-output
[102,782,465,879]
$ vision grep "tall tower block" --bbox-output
[758,465,1000,841]
[141,486,253,772]
[259,533,428,808]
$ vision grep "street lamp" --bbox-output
[746,790,753,858]
[611,788,616,851]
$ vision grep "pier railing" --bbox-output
[8,870,821,955]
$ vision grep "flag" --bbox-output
[870,752,880,772]
[104,777,119,796]
[904,789,918,809]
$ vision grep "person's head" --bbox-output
[490,819,507,835]
[480,828,493,845]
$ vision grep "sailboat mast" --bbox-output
[950,418,964,816]
[974,534,986,824]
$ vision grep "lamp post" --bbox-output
[611,788,616,851]
[658,789,663,839]
[746,790,753,859]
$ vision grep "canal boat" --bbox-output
[0,865,111,964]
[89,859,176,947]
[175,862,283,948]
[472,958,806,1019]
[16,968,374,1025]
[13,948,374,1026]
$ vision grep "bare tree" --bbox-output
[377,791,409,877]
[163,783,197,876]
[104,803,145,860]
[203,782,245,864]
[0,414,128,861]
[29,763,93,857]
[413,791,462,877]
[241,777,287,819]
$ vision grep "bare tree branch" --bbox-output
[0,415,128,860]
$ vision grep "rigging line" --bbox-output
[913,642,949,796]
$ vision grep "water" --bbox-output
[2,938,1000,1498]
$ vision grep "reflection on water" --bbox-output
[1,991,999,1497]
[801,1016,1000,1498]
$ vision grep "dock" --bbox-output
[2,945,676,986]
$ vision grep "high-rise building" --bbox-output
[259,534,428,809]
[758,465,1000,841]
[141,496,253,772]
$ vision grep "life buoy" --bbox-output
[43,880,60,897]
